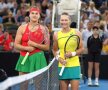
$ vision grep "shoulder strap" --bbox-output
[24,23,29,33]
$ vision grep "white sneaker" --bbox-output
[88,80,93,86]
[94,81,99,86]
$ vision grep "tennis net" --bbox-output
[0,58,59,90]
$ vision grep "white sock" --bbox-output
[95,78,98,82]
[88,78,92,81]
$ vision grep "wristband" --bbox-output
[56,55,60,60]
[71,52,76,56]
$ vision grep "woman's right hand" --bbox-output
[58,57,67,66]
[26,46,35,52]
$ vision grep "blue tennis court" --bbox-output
[80,80,108,90]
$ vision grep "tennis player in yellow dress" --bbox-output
[52,12,84,90]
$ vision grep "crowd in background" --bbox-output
[0,0,53,25]
[0,0,108,54]
[0,0,53,52]
[80,0,108,54]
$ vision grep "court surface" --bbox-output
[80,80,108,90]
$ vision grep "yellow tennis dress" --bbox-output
[57,28,81,80]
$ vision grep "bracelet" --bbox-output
[56,55,60,60]
[71,52,76,56]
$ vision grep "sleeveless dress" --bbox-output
[15,24,47,72]
[57,28,81,80]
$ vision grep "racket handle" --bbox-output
[21,52,29,65]
[59,65,65,76]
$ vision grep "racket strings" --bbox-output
[65,35,80,52]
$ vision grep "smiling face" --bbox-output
[60,14,71,29]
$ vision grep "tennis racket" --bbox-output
[59,34,80,76]
[21,26,49,65]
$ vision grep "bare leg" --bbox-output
[88,61,93,85]
[19,72,28,75]
[60,80,69,90]
[70,80,79,90]
[94,62,100,79]
[88,62,93,78]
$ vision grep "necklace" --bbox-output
[31,25,36,30]
[30,23,39,32]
